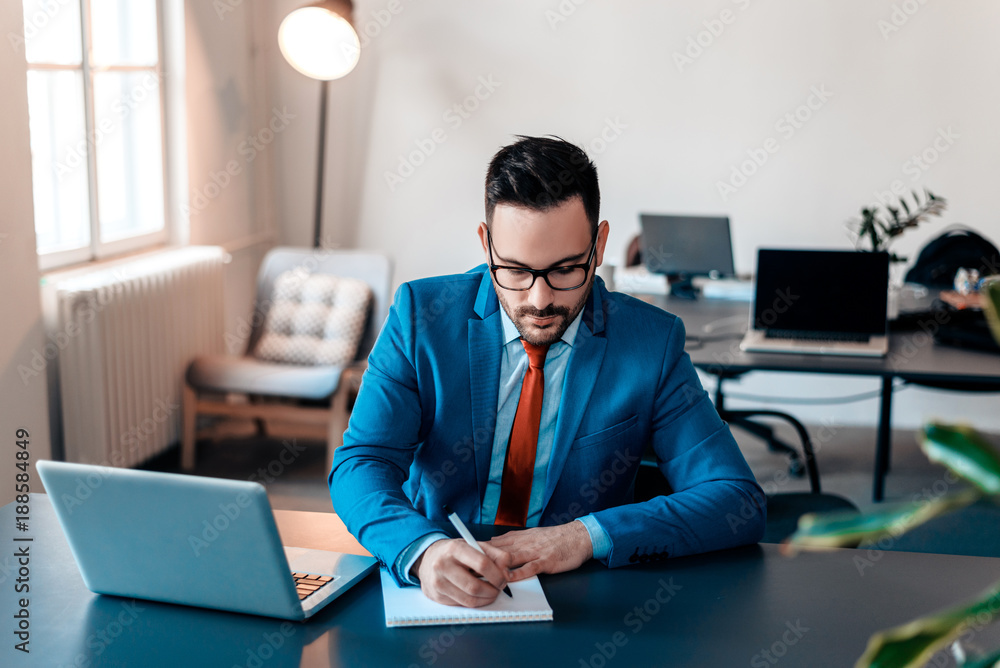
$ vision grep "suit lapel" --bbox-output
[469,271,502,503]
[543,282,608,510]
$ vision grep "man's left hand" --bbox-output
[487,521,593,582]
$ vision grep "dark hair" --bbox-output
[484,135,600,234]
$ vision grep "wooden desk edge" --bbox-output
[273,509,372,557]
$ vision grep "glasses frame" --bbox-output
[486,228,598,291]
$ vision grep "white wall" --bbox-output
[0,2,53,505]
[184,0,279,350]
[261,0,1000,432]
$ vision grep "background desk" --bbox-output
[646,296,1000,501]
[6,495,1000,667]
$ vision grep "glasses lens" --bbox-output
[494,268,534,290]
[546,267,587,289]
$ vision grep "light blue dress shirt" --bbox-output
[395,306,611,584]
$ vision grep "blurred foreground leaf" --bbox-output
[961,646,1000,668]
[856,582,1000,668]
[981,281,1000,349]
[921,423,1000,495]
[782,489,980,555]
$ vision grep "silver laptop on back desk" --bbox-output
[740,249,890,357]
[37,460,377,621]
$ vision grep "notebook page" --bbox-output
[380,569,553,627]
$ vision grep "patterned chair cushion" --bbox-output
[252,268,372,366]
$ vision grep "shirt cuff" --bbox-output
[576,515,612,561]
[394,532,450,585]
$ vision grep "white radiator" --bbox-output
[47,247,225,467]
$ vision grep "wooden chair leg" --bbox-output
[182,384,198,471]
[327,379,350,474]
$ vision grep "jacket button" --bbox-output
[629,553,639,563]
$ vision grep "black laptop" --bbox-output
[740,249,890,357]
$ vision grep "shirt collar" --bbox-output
[499,303,584,348]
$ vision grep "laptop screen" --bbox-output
[639,214,736,277]
[753,249,890,334]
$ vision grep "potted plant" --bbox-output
[850,189,948,264]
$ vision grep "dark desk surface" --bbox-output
[6,495,1000,667]
[647,295,1000,384]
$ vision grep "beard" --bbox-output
[496,274,593,347]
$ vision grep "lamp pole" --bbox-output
[277,1,360,249]
[313,79,329,249]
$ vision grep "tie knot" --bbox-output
[521,339,550,369]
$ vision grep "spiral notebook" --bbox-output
[380,569,553,627]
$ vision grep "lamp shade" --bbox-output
[278,1,360,81]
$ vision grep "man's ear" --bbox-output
[594,220,611,268]
[477,223,490,261]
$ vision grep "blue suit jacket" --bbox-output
[330,266,765,584]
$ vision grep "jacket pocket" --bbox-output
[571,414,639,450]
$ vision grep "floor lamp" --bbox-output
[278,1,361,248]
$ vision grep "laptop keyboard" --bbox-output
[765,330,871,343]
[292,572,338,600]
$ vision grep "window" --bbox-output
[23,0,168,269]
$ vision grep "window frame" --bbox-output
[30,0,171,271]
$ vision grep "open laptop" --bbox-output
[739,249,890,357]
[37,460,377,621]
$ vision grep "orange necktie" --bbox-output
[495,339,550,527]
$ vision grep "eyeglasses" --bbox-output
[486,228,597,291]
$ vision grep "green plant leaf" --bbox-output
[920,423,1000,495]
[961,646,1000,668]
[980,281,1000,350]
[856,581,1000,668]
[782,489,979,554]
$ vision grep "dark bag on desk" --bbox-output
[932,300,1000,353]
[905,228,1000,288]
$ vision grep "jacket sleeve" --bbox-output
[328,283,443,584]
[590,316,766,566]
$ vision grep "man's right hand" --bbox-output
[412,538,512,607]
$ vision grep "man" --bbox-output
[330,136,764,608]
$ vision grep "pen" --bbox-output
[443,505,512,598]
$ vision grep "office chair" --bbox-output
[634,408,858,543]
[182,247,392,473]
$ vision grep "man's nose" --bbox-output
[526,277,555,310]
